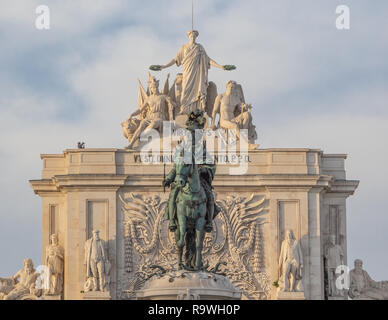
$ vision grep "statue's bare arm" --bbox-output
[366,272,380,288]
[210,59,224,70]
[160,58,231,70]
[130,101,148,118]
[161,59,176,70]
[11,270,21,284]
[130,109,141,118]
[210,58,236,71]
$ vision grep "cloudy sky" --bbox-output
[0,0,387,281]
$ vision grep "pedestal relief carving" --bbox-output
[119,193,270,300]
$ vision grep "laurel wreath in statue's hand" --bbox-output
[149,65,162,71]
[223,65,236,71]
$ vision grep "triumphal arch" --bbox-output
[28,29,358,300]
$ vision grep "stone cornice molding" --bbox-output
[30,174,128,194]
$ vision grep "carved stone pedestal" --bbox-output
[135,271,241,300]
[276,291,306,300]
[82,291,112,300]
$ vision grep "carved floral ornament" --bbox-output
[118,193,271,300]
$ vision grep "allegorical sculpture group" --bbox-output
[121,29,257,150]
[121,30,259,273]
[0,234,63,300]
[0,230,111,300]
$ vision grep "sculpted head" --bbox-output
[186,30,199,42]
[50,233,58,245]
[354,259,363,270]
[285,229,296,241]
[92,230,100,241]
[23,258,34,274]
[226,80,237,95]
[149,82,159,95]
[148,73,160,95]
[329,234,336,245]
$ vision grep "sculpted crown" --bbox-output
[147,72,159,87]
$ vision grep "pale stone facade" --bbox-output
[30,148,358,300]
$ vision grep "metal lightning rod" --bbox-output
[192,0,194,30]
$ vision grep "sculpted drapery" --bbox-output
[174,42,210,113]
[152,30,234,115]
[45,234,64,295]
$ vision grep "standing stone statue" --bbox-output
[45,234,64,296]
[278,229,304,292]
[349,259,388,300]
[0,258,41,300]
[84,230,110,292]
[151,30,235,114]
[324,234,344,297]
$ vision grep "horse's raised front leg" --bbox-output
[194,204,206,270]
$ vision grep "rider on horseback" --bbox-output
[163,139,220,233]
[162,110,221,269]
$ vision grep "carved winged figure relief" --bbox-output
[119,193,271,300]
